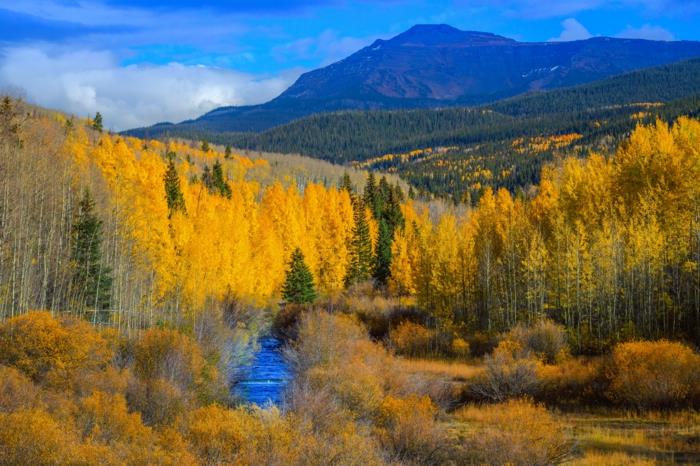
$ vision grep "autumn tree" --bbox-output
[282,247,317,304]
[71,189,112,314]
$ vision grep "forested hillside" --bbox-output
[128,59,700,201]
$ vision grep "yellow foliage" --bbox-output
[0,311,111,389]
[605,340,700,407]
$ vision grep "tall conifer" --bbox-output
[71,189,112,315]
[282,247,317,304]
[345,198,373,287]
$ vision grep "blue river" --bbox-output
[233,336,291,406]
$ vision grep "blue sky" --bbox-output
[1,0,699,129]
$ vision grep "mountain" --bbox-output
[152,58,700,200]
[126,24,700,136]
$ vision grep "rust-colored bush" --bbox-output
[605,340,700,408]
[453,399,572,466]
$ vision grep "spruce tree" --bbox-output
[71,189,112,315]
[224,145,232,159]
[363,172,377,215]
[373,219,393,285]
[282,247,317,304]
[92,112,103,133]
[345,198,373,287]
[164,152,186,216]
[340,172,354,194]
[201,140,210,152]
[212,160,232,198]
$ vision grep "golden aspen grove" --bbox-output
[2,98,700,463]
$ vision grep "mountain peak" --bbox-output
[390,24,515,46]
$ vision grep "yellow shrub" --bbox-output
[606,340,700,407]
[454,399,572,466]
[0,408,85,465]
[0,365,41,412]
[451,337,470,359]
[0,311,111,388]
[375,395,444,463]
[390,321,434,357]
[536,357,603,403]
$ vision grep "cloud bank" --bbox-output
[0,46,299,131]
[550,18,593,41]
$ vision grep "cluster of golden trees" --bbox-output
[0,98,381,330]
[3,96,700,348]
[391,118,700,349]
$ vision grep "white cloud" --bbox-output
[616,24,675,41]
[549,18,593,41]
[273,29,387,65]
[0,46,300,131]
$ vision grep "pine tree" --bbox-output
[345,198,374,287]
[0,96,20,146]
[201,140,210,152]
[363,172,377,216]
[282,247,317,304]
[212,160,231,198]
[92,112,103,133]
[71,189,112,316]
[373,219,393,285]
[340,172,354,194]
[224,145,232,159]
[164,152,186,216]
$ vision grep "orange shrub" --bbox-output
[374,394,445,463]
[131,328,206,389]
[536,357,603,404]
[0,365,41,412]
[389,321,434,357]
[0,311,111,388]
[0,408,85,465]
[454,399,572,465]
[605,340,700,408]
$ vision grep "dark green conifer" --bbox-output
[164,152,186,216]
[92,112,103,133]
[373,219,393,285]
[282,247,317,304]
[340,172,354,194]
[363,172,377,215]
[71,189,112,315]
[201,140,210,152]
[224,145,232,159]
[345,198,373,287]
[212,160,232,198]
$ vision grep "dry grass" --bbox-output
[394,357,483,382]
[563,410,700,464]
